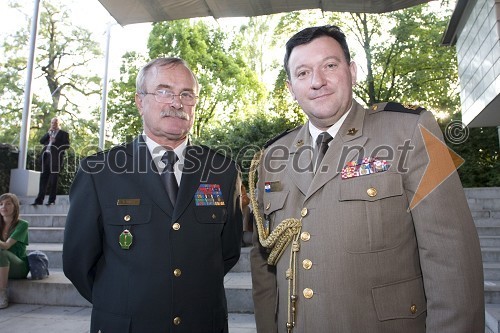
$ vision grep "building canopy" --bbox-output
[98,0,433,25]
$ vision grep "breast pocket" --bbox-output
[102,204,152,227]
[194,206,227,224]
[262,191,289,227]
[339,172,411,253]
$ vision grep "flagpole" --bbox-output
[18,0,42,169]
[99,22,115,151]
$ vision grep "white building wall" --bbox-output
[455,0,500,126]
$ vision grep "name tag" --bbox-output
[117,199,141,206]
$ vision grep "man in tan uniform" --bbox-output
[250,25,484,333]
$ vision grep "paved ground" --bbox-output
[0,303,257,333]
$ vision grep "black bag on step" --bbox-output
[27,250,49,280]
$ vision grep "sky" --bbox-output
[0,0,452,104]
[0,0,152,79]
[0,0,268,88]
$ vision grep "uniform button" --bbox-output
[212,213,217,219]
[173,269,182,277]
[366,187,377,197]
[173,317,181,325]
[302,259,312,270]
[123,215,131,222]
[301,207,308,217]
[303,288,314,299]
[300,232,311,241]
[265,202,271,210]
[410,304,417,314]
[172,223,181,231]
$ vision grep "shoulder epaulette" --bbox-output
[263,126,301,149]
[199,144,232,159]
[370,102,426,115]
[86,143,124,158]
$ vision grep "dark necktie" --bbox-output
[315,132,333,172]
[161,150,178,206]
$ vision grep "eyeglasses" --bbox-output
[141,89,198,106]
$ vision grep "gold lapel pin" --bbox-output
[347,128,358,136]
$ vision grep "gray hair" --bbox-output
[136,57,199,94]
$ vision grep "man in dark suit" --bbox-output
[33,117,70,205]
[63,57,243,333]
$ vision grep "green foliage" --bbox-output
[0,0,103,150]
[28,146,80,195]
[440,116,500,187]
[147,19,267,137]
[237,16,273,79]
[197,113,301,185]
[350,4,459,111]
[106,51,146,145]
[0,145,19,194]
[268,68,306,125]
[0,144,79,195]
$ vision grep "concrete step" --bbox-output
[225,272,254,313]
[10,270,91,307]
[9,270,254,313]
[476,219,500,228]
[468,199,500,212]
[19,202,70,215]
[465,188,500,200]
[485,281,500,304]
[465,188,500,208]
[485,263,500,281]
[482,237,500,248]
[232,246,251,272]
[473,211,495,219]
[483,248,500,263]
[0,304,256,333]
[479,228,500,236]
[18,195,70,206]
[29,227,65,243]
[486,304,500,333]
[25,243,252,272]
[21,213,67,227]
[27,243,63,269]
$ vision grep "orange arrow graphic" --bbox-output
[409,124,465,210]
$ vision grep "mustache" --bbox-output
[160,109,190,121]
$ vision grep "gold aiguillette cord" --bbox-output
[249,150,303,332]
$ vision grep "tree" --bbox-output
[147,19,267,137]
[106,51,146,146]
[270,4,458,112]
[440,116,500,187]
[237,16,274,80]
[106,19,267,142]
[0,0,103,151]
[197,112,299,185]
[350,4,459,111]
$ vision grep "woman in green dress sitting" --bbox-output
[0,193,29,309]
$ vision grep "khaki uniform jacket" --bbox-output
[250,100,484,333]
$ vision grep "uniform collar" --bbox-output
[142,133,187,174]
[308,103,352,149]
